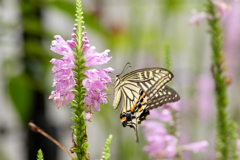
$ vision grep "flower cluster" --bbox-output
[189,0,231,26]
[49,24,114,121]
[82,36,114,122]
[49,35,77,108]
[142,102,209,159]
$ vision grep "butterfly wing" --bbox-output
[114,68,180,142]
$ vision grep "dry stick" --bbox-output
[28,122,76,160]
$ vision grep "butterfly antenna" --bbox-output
[109,72,116,76]
[119,62,131,76]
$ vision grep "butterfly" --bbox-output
[112,64,180,142]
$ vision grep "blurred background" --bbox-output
[0,0,240,160]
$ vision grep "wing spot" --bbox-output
[175,94,177,97]
[168,92,171,95]
[155,70,160,73]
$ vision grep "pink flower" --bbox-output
[83,68,113,112]
[49,35,76,108]
[84,46,112,66]
[142,121,167,134]
[189,1,231,26]
[142,120,178,159]
[170,101,181,111]
[82,33,113,121]
[181,140,209,153]
[159,109,172,122]
[83,105,92,122]
[223,0,240,78]
[189,10,209,26]
[143,130,178,158]
[213,0,231,17]
[237,139,240,157]
[197,73,214,120]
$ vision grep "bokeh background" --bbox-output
[0,0,240,160]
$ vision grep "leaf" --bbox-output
[8,74,35,123]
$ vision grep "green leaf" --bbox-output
[8,74,34,123]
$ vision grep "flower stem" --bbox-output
[28,122,76,160]
[70,0,88,159]
[205,1,231,159]
[164,44,182,160]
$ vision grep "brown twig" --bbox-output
[28,122,76,160]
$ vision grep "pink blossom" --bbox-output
[237,139,240,158]
[142,119,178,159]
[82,37,90,51]
[223,0,240,78]
[197,73,215,120]
[49,35,76,108]
[170,101,181,111]
[159,108,172,122]
[213,0,231,17]
[143,129,178,158]
[189,11,208,26]
[189,1,231,26]
[181,140,209,153]
[84,46,112,66]
[83,112,92,122]
[83,68,113,112]
[142,121,167,134]
[82,34,113,120]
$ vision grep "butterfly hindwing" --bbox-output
[146,85,180,110]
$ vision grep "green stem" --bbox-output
[164,44,182,160]
[205,1,229,159]
[70,0,88,160]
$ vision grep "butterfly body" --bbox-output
[113,68,180,142]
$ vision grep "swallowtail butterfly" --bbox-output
[112,64,180,142]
